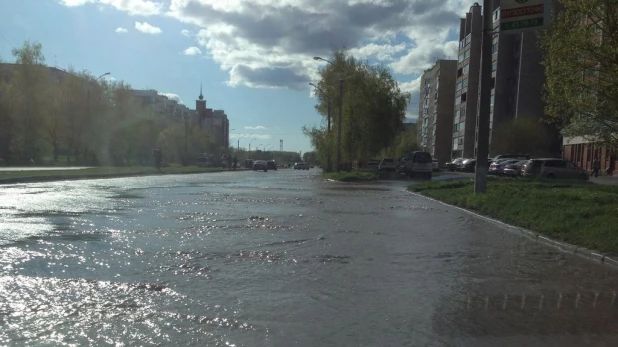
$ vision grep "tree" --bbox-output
[9,40,49,162]
[302,151,319,165]
[306,49,411,169]
[490,118,553,156]
[540,0,618,144]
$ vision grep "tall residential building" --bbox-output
[452,2,483,159]
[452,1,561,160]
[417,59,457,163]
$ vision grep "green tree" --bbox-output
[490,118,553,156]
[540,0,618,144]
[9,40,49,162]
[306,49,411,170]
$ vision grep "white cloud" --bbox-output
[229,133,271,140]
[115,27,128,33]
[244,126,267,130]
[63,0,478,96]
[135,21,162,34]
[399,75,422,95]
[162,0,475,90]
[158,92,183,104]
[59,0,94,6]
[182,46,202,55]
[59,0,163,15]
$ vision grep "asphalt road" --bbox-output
[1,169,617,346]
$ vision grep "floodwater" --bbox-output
[1,169,617,346]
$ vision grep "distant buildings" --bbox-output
[416,1,560,162]
[195,86,229,149]
[417,59,457,164]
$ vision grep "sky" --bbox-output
[0,0,476,153]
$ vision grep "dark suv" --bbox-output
[266,161,277,171]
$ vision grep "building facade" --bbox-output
[451,1,560,160]
[195,87,229,149]
[452,2,483,159]
[417,59,457,164]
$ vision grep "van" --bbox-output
[404,151,433,178]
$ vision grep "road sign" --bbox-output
[499,0,550,34]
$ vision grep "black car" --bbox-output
[266,161,277,171]
[253,160,268,172]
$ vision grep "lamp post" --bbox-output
[314,56,343,172]
[265,144,274,159]
[309,82,332,172]
[249,138,257,158]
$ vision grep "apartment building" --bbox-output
[417,59,457,164]
[452,3,483,159]
[451,1,561,160]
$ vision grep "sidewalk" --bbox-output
[590,175,618,186]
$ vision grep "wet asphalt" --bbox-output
[0,168,617,346]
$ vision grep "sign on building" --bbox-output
[499,0,550,34]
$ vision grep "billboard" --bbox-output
[499,0,550,34]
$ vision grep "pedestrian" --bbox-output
[592,158,600,177]
[153,147,162,171]
[232,156,238,170]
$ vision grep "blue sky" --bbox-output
[0,0,470,152]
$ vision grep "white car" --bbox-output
[378,158,396,171]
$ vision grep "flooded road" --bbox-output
[1,169,617,346]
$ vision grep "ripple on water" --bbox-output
[0,275,255,345]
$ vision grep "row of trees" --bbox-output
[0,40,222,166]
[303,49,413,171]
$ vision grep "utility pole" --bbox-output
[184,113,188,165]
[337,75,343,173]
[474,0,493,194]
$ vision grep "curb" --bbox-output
[0,169,237,185]
[407,190,618,268]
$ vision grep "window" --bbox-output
[491,76,496,89]
[492,43,498,54]
[462,79,468,88]
[453,137,459,150]
[457,68,463,77]
[464,49,470,59]
[544,160,567,168]
[458,53,464,62]
[492,61,497,71]
[490,94,495,106]
[460,107,466,118]
[461,93,467,102]
[463,64,469,74]
[456,80,463,91]
[493,9,500,22]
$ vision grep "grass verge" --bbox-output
[0,165,231,184]
[409,178,618,256]
[324,170,378,182]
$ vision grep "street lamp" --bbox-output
[314,56,344,172]
[309,82,332,172]
[249,138,257,157]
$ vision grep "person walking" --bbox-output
[592,158,600,177]
[153,147,162,171]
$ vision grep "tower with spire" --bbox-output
[196,83,208,129]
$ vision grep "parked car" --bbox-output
[266,160,277,171]
[489,159,519,175]
[366,159,380,170]
[459,158,476,172]
[492,153,530,162]
[403,151,433,178]
[432,159,440,171]
[396,157,408,173]
[253,160,268,172]
[502,160,527,177]
[378,158,396,171]
[445,158,465,171]
[522,158,588,180]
